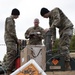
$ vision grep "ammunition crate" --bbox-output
[46,52,65,71]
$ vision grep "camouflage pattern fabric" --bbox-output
[5,42,17,70]
[49,7,73,61]
[59,27,73,61]
[4,16,18,70]
[25,26,44,45]
[4,16,18,43]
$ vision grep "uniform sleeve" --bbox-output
[51,27,56,42]
[50,8,60,42]
[25,28,30,39]
[6,18,18,43]
[50,8,60,29]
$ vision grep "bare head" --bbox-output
[34,18,39,27]
[40,7,50,18]
[11,8,20,19]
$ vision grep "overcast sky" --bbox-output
[0,0,75,61]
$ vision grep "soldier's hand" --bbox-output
[33,35,37,38]
[25,35,29,39]
[44,28,49,33]
[17,39,21,45]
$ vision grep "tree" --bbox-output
[73,28,75,35]
[70,35,75,51]
[52,35,75,52]
[53,39,59,50]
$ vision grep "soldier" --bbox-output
[4,8,20,75]
[25,18,44,45]
[40,7,73,70]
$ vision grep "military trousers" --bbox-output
[59,27,73,61]
[5,41,17,71]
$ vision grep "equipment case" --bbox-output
[20,45,46,71]
[46,51,65,71]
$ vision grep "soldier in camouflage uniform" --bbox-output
[4,8,20,75]
[40,7,73,70]
[25,18,44,45]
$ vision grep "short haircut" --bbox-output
[34,18,39,23]
[11,8,20,15]
[40,7,49,16]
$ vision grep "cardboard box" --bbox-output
[20,45,46,71]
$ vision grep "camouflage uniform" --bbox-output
[49,8,73,61]
[25,26,44,45]
[4,16,18,71]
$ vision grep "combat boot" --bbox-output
[65,61,71,70]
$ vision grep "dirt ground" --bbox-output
[46,71,75,75]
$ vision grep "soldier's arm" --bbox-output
[6,18,18,43]
[50,8,60,29]
[25,29,30,39]
[50,8,60,42]
[51,27,56,42]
